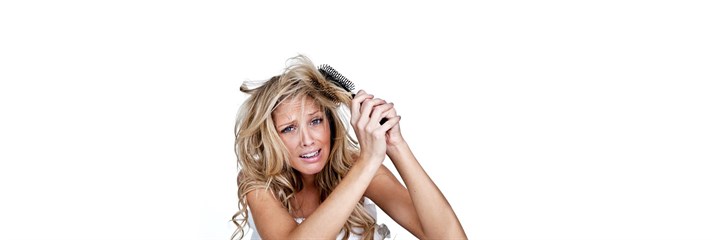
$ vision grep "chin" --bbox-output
[292,160,328,176]
[298,168,323,176]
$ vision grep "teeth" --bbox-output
[301,150,319,158]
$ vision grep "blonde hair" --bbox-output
[231,55,376,240]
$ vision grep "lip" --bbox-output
[299,149,321,163]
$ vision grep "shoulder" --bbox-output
[245,186,287,214]
[245,188,298,233]
[237,172,269,198]
[246,187,278,207]
[245,188,302,239]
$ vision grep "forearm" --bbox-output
[387,142,467,239]
[288,158,381,239]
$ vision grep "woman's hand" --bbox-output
[350,90,401,164]
[380,96,406,149]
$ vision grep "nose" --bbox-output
[300,126,314,147]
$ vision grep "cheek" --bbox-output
[316,125,332,143]
[279,134,298,152]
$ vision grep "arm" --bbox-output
[366,149,467,240]
[387,142,467,239]
[247,158,380,239]
[366,93,467,240]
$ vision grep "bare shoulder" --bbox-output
[245,188,288,220]
[245,188,297,239]
[246,188,276,206]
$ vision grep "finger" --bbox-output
[351,91,371,111]
[351,91,373,122]
[378,115,401,132]
[381,103,396,125]
[369,102,394,124]
[359,98,386,125]
[383,102,397,118]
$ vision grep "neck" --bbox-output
[300,173,316,189]
[293,174,321,219]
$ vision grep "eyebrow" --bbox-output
[276,109,321,129]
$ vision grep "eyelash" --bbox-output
[280,126,295,134]
[280,117,323,134]
[311,118,323,125]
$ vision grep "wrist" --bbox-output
[356,152,385,168]
[386,141,409,154]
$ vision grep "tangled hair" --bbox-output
[231,55,376,240]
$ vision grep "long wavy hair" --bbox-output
[231,55,376,240]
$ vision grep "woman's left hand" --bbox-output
[382,99,405,148]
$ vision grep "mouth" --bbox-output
[299,149,321,163]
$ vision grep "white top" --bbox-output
[247,197,391,240]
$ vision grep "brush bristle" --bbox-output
[318,64,355,93]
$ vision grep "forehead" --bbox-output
[272,96,321,118]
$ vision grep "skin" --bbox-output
[247,90,467,239]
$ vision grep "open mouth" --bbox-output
[301,149,319,158]
[299,149,321,162]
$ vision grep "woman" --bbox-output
[232,55,467,240]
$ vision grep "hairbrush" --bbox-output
[317,64,356,97]
[318,64,388,124]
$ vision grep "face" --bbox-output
[272,96,332,176]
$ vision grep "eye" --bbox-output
[280,125,296,134]
[310,118,323,125]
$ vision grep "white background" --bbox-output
[1,1,719,240]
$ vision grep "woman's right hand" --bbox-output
[350,90,401,164]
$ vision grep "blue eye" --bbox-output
[280,126,295,134]
[311,118,323,125]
